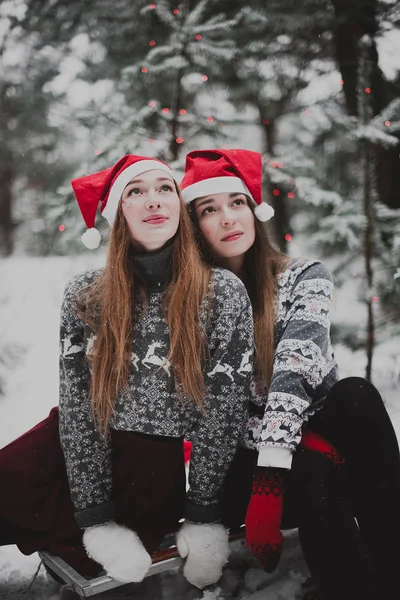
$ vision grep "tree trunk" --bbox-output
[168,0,189,163]
[358,36,375,381]
[0,158,14,256]
[169,66,185,162]
[363,145,374,380]
[331,0,400,208]
[259,111,290,253]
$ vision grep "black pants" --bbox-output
[297,376,400,600]
[221,377,400,600]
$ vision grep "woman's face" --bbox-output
[121,169,180,251]
[193,192,256,260]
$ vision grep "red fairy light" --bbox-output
[372,296,378,303]
[149,40,156,47]
[149,3,156,8]
[285,234,292,242]
[271,162,277,168]
[173,8,179,14]
[179,109,187,115]
[58,224,65,232]
[385,121,391,127]
[94,149,102,155]
[162,107,170,113]
[277,162,283,169]
[141,66,148,73]
[201,75,208,81]
[365,87,371,94]
[206,116,214,122]
[305,109,311,114]
[195,34,201,40]
[176,137,184,144]
[272,189,280,196]
[262,119,270,124]
[340,79,344,85]
[149,100,156,107]
[287,192,295,199]
[149,138,155,143]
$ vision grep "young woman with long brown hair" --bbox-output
[0,154,254,589]
[182,148,400,600]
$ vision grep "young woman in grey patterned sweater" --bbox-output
[182,148,400,600]
[0,154,254,589]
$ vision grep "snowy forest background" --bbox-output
[1,0,400,598]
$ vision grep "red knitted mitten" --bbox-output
[245,466,285,572]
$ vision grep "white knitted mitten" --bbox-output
[83,521,152,583]
[176,521,229,589]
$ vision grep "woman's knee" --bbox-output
[326,377,385,417]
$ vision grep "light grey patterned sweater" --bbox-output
[242,259,339,470]
[59,246,254,528]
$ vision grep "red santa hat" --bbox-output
[71,154,174,249]
[180,149,274,222]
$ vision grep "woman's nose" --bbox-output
[146,192,162,210]
[221,211,237,226]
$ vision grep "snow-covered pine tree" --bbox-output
[76,0,241,164]
[290,41,400,379]
[0,2,73,256]
[17,0,247,252]
[210,0,337,250]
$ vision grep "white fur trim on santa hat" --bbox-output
[82,227,101,249]
[102,160,173,226]
[254,202,275,222]
[83,521,152,583]
[182,176,253,204]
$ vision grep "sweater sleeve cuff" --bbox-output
[185,500,221,524]
[74,501,116,529]
[257,445,293,469]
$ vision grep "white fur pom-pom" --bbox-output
[81,227,101,249]
[254,202,275,222]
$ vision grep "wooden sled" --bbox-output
[39,529,245,599]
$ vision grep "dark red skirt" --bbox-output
[0,407,186,576]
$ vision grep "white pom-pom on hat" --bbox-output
[81,227,101,249]
[254,202,275,222]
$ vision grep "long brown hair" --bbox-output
[189,203,288,387]
[79,187,211,436]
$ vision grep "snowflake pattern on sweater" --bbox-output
[242,259,339,463]
[59,265,254,528]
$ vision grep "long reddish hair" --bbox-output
[78,187,211,436]
[189,203,288,387]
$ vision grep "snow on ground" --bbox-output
[0,254,399,599]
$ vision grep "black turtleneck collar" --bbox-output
[132,242,173,292]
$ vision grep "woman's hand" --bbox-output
[176,521,229,589]
[83,521,152,583]
[245,466,285,572]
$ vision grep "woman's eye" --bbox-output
[232,197,245,206]
[201,206,215,216]
[160,184,173,192]
[127,187,141,196]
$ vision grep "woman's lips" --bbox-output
[144,215,168,225]
[222,231,243,242]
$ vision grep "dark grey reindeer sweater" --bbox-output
[59,245,254,529]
